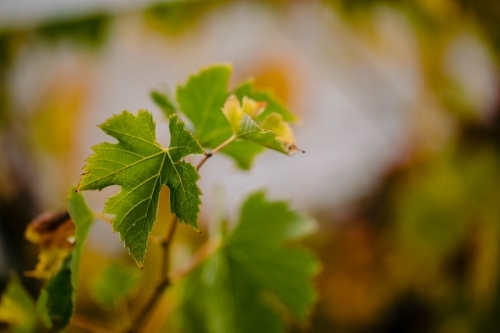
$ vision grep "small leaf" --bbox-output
[233,81,297,123]
[36,188,95,331]
[221,95,244,133]
[0,275,37,333]
[78,111,203,265]
[151,89,176,117]
[177,192,318,333]
[91,263,141,309]
[221,96,298,154]
[242,96,266,119]
[237,113,288,153]
[260,113,295,146]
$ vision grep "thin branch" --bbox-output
[196,135,236,171]
[94,212,113,224]
[126,215,177,333]
[169,239,220,283]
[161,215,178,279]
[126,278,170,333]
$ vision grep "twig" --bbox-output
[161,215,178,279]
[126,215,177,333]
[196,135,236,171]
[169,239,220,283]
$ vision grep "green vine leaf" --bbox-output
[176,65,232,147]
[0,275,37,333]
[36,188,94,331]
[177,192,318,333]
[174,65,300,170]
[77,111,203,266]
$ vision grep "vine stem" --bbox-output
[126,136,232,332]
[196,134,236,171]
[126,215,177,333]
[94,212,113,224]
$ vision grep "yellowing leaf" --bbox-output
[221,96,301,154]
[36,188,94,332]
[242,96,266,119]
[78,111,203,266]
[221,95,244,133]
[24,211,74,279]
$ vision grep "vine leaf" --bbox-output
[77,110,203,266]
[36,188,94,331]
[176,65,232,148]
[222,95,301,154]
[174,65,300,170]
[177,192,318,333]
[0,275,37,333]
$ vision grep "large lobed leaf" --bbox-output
[78,111,203,266]
[36,188,94,331]
[159,64,299,170]
[176,192,318,333]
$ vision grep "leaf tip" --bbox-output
[289,145,305,154]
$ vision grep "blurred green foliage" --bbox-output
[91,263,140,309]
[0,275,36,333]
[34,14,111,49]
[144,0,227,36]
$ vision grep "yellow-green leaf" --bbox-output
[0,275,36,333]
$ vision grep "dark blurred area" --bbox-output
[1,0,500,332]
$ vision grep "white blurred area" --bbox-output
[2,0,498,257]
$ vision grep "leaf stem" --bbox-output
[94,212,113,224]
[196,135,236,171]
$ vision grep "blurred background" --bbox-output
[1,0,500,332]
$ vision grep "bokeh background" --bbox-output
[1,0,500,332]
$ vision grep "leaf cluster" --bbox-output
[0,64,318,333]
